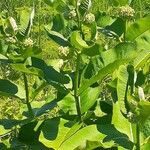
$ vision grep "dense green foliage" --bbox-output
[0,0,150,149]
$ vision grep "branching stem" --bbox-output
[23,73,34,118]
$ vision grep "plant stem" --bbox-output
[138,0,142,18]
[23,73,34,118]
[75,0,84,39]
[136,123,140,150]
[74,54,82,121]
[38,0,41,49]
[124,19,127,42]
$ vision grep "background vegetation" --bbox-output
[0,0,150,150]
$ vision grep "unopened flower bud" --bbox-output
[68,9,77,19]
[58,59,64,69]
[58,46,69,57]
[9,17,18,31]
[23,38,33,47]
[6,37,16,44]
[117,5,135,19]
[85,13,95,24]
[138,86,145,100]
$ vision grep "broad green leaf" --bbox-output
[18,121,43,144]
[80,87,100,114]
[11,64,43,77]
[32,100,57,117]
[101,42,136,66]
[52,14,65,32]
[97,13,114,27]
[70,31,90,51]
[0,54,8,60]
[45,28,70,47]
[59,125,111,150]
[110,0,128,6]
[97,124,134,149]
[78,59,131,95]
[136,100,150,123]
[0,79,25,99]
[39,118,74,149]
[126,15,150,41]
[0,126,10,135]
[117,65,128,113]
[90,21,97,40]
[31,57,70,84]
[58,93,76,115]
[105,18,125,36]
[79,0,92,16]
[0,39,8,54]
[82,43,103,56]
[112,102,133,141]
[141,137,150,150]
[134,33,150,68]
[0,118,30,129]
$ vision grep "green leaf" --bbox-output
[58,93,76,115]
[97,124,134,149]
[141,137,150,150]
[0,79,25,99]
[18,121,43,144]
[31,57,70,84]
[136,101,150,123]
[79,0,92,16]
[117,65,128,113]
[45,28,70,47]
[101,42,137,66]
[82,43,103,56]
[59,125,110,150]
[39,118,74,149]
[90,21,97,40]
[0,54,8,60]
[134,32,150,68]
[110,0,128,6]
[70,31,90,51]
[105,18,125,37]
[80,87,100,114]
[112,102,133,141]
[11,63,43,77]
[52,14,65,32]
[78,59,131,95]
[97,12,114,27]
[126,15,150,41]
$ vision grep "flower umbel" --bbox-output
[58,46,69,57]
[23,38,34,47]
[68,9,77,19]
[117,5,135,19]
[6,37,16,44]
[85,13,95,24]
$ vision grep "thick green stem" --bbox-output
[74,54,82,120]
[136,123,140,150]
[23,73,34,118]
[124,19,127,42]
[38,0,41,49]
[75,0,85,39]
[138,0,142,18]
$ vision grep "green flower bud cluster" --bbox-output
[68,9,77,19]
[117,5,135,19]
[23,38,33,47]
[85,13,95,24]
